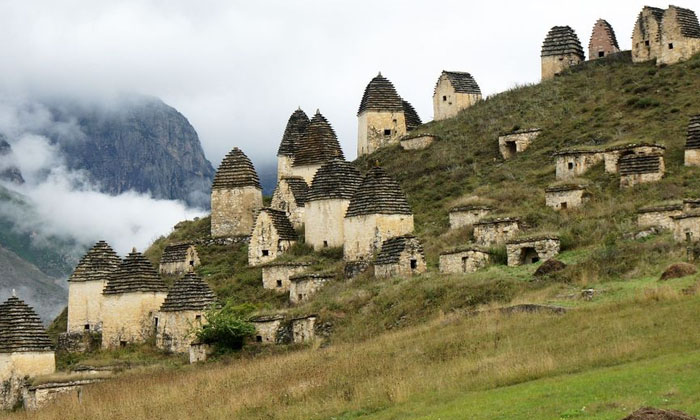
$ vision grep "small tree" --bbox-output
[196,302,256,351]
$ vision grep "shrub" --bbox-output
[196,302,256,351]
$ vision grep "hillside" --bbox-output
[18,53,700,419]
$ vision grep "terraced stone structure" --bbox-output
[506,236,561,266]
[473,217,521,246]
[155,272,215,354]
[433,71,482,121]
[449,205,493,230]
[672,210,700,243]
[498,129,542,159]
[632,6,665,63]
[658,6,700,65]
[0,296,55,410]
[603,143,665,174]
[344,166,414,261]
[357,73,421,156]
[374,235,426,279]
[305,159,362,250]
[684,115,700,166]
[541,26,585,80]
[545,184,588,210]
[289,273,333,304]
[271,176,309,229]
[291,110,345,184]
[637,203,683,230]
[439,247,492,274]
[291,315,317,343]
[211,147,263,238]
[554,150,604,180]
[158,242,200,276]
[261,262,312,292]
[250,315,284,344]
[248,208,297,266]
[67,241,121,334]
[400,133,438,151]
[101,249,168,349]
[619,152,665,188]
[277,108,310,180]
[588,19,620,59]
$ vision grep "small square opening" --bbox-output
[645,40,650,47]
[262,250,269,257]
[256,335,263,343]
[298,294,303,301]
[276,280,283,288]
[154,317,159,328]
[505,141,517,157]
[410,259,418,270]
[383,129,392,136]
[561,202,568,210]
[195,315,202,322]
[668,43,674,50]
[598,51,605,58]
[686,232,693,242]
[189,260,195,266]
[442,95,447,102]
[120,341,127,348]
[323,240,328,248]
[568,162,574,170]
[84,324,90,331]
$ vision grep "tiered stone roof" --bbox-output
[345,166,412,218]
[258,208,297,241]
[212,147,261,190]
[68,240,121,283]
[292,111,344,167]
[160,243,195,264]
[402,100,422,131]
[103,249,167,295]
[440,245,491,256]
[290,272,335,282]
[159,272,216,312]
[439,71,482,95]
[637,203,683,213]
[375,235,424,265]
[358,73,404,114]
[281,176,310,207]
[670,6,700,38]
[0,296,53,353]
[619,153,662,175]
[545,184,587,193]
[541,26,585,59]
[277,108,310,157]
[506,235,560,245]
[307,159,362,201]
[686,115,700,150]
[450,204,493,212]
[473,217,521,227]
[589,19,620,50]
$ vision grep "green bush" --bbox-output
[196,302,256,351]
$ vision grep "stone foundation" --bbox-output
[541,53,583,80]
[23,379,103,411]
[685,149,700,166]
[506,237,561,267]
[439,248,492,274]
[155,310,205,354]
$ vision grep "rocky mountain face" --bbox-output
[0,137,24,185]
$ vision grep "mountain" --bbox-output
[0,136,24,185]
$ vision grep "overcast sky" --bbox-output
[0,0,656,170]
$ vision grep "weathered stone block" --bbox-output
[506,237,561,267]
[261,263,311,292]
[473,218,521,246]
[289,274,333,304]
[400,134,437,150]
[439,248,492,274]
[449,205,492,229]
[498,129,541,159]
[545,185,588,210]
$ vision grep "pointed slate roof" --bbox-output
[277,108,310,157]
[541,26,585,59]
[160,243,196,264]
[589,19,620,49]
[292,111,344,167]
[307,159,362,201]
[159,272,216,312]
[669,6,700,38]
[686,115,700,150]
[358,73,404,115]
[103,249,167,295]
[69,241,121,283]
[345,166,412,218]
[0,296,53,353]
[438,71,482,95]
[256,208,297,241]
[402,100,422,131]
[212,147,261,190]
[375,235,424,265]
[280,176,310,207]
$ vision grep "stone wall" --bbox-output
[289,163,322,186]
[541,53,583,80]
[506,238,560,266]
[439,249,491,274]
[603,145,665,173]
[289,276,331,304]
[685,149,700,166]
[620,166,665,188]
[473,219,520,246]
[251,318,283,344]
[0,375,23,410]
[248,212,296,266]
[498,130,541,159]
[637,207,683,230]
[555,152,604,180]
[291,316,317,343]
[159,247,200,276]
[0,352,55,388]
[305,199,349,250]
[155,310,204,354]
[271,181,306,229]
[400,135,436,151]
[277,155,294,181]
[56,331,101,354]
[673,215,700,242]
[211,187,263,237]
[632,9,663,63]
[67,280,107,334]
[101,291,167,349]
[23,379,102,411]
[659,7,700,65]
[189,343,213,364]
[357,111,407,157]
[433,76,481,120]
[545,188,587,210]
[261,264,310,292]
[449,206,491,229]
[343,214,414,261]
[374,247,426,279]
[589,20,620,60]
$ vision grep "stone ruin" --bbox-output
[271,176,309,229]
[473,217,521,246]
[545,184,589,210]
[603,144,665,174]
[155,272,216,354]
[248,208,298,267]
[400,133,438,151]
[637,203,683,230]
[277,108,310,180]
[289,110,345,184]
[291,315,317,344]
[261,262,313,292]
[374,235,427,279]
[554,149,602,180]
[588,19,620,60]
[289,273,334,305]
[248,314,319,345]
[541,26,585,80]
[439,247,492,274]
[210,147,263,238]
[449,204,493,230]
[433,71,482,121]
[632,5,700,65]
[684,115,700,166]
[357,73,421,156]
[498,128,542,160]
[506,236,561,266]
[189,341,213,364]
[672,210,700,243]
[619,152,665,188]
[159,242,200,276]
[250,315,284,344]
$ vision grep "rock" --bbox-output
[534,259,567,276]
[621,407,698,420]
[581,289,596,300]
[660,263,697,281]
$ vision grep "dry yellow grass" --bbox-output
[7,293,700,420]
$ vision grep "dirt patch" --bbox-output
[622,407,697,420]
[659,263,697,281]
[534,259,567,277]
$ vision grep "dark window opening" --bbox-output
[392,119,397,123]
[559,57,564,61]
[410,259,418,270]
[323,240,328,248]
[505,141,517,157]
[686,232,693,242]
[84,324,90,331]
[461,256,469,273]
[298,294,303,301]
[645,40,650,47]
[561,202,568,210]
[189,260,195,266]
[383,129,392,136]
[256,335,263,343]
[668,43,674,50]
[262,250,269,257]
[154,317,159,328]
[276,280,283,288]
[120,341,127,348]
[598,51,605,58]
[568,162,574,170]
[532,257,540,263]
[195,315,202,322]
[442,95,447,102]
[521,247,540,265]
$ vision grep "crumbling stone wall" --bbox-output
[439,249,491,274]
[400,134,436,150]
[271,180,306,229]
[277,155,294,181]
[619,153,665,188]
[433,75,481,121]
[289,163,322,186]
[637,205,683,230]
[545,187,587,210]
[1,352,55,409]
[343,214,414,261]
[101,291,167,349]
[289,276,332,304]
[506,237,561,266]
[211,187,263,238]
[632,7,665,63]
[603,145,665,173]
[248,211,296,267]
[357,111,407,156]
[56,331,101,354]
[473,219,520,246]
[250,318,283,344]
[159,246,200,276]
[554,151,604,180]
[155,310,204,354]
[261,264,310,292]
[305,199,349,250]
[374,246,426,279]
[449,206,492,229]
[659,6,700,65]
[672,214,700,242]
[189,343,213,364]
[67,280,107,334]
[291,316,317,343]
[498,129,541,159]
[23,379,101,411]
